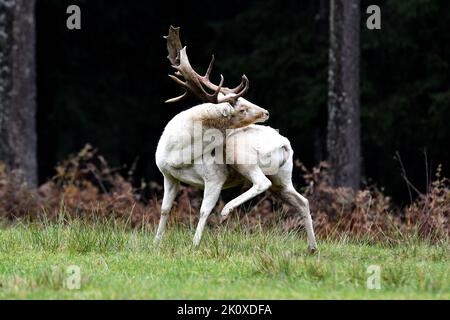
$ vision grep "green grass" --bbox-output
[0,217,448,299]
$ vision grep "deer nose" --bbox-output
[264,111,270,118]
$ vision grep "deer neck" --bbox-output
[190,104,231,133]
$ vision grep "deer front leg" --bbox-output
[221,165,272,219]
[193,180,224,246]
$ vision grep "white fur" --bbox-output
[154,101,317,251]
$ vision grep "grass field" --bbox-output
[0,218,448,299]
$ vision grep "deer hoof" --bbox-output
[220,206,232,218]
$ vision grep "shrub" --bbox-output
[0,145,448,242]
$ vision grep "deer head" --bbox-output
[164,26,269,125]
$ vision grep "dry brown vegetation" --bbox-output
[0,145,448,242]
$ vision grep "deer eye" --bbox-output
[240,109,246,114]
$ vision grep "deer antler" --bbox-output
[164,26,249,104]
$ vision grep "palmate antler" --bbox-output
[164,26,249,104]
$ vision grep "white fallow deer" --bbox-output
[154,26,317,252]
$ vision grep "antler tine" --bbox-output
[234,75,250,97]
[165,91,188,103]
[218,75,250,103]
[207,74,224,102]
[168,74,186,87]
[203,55,215,81]
[227,75,249,94]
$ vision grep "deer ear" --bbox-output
[220,104,234,117]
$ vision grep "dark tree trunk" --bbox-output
[0,0,37,186]
[327,0,361,190]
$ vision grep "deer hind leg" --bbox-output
[273,183,318,252]
[154,174,179,244]
[192,179,224,246]
[221,165,272,219]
